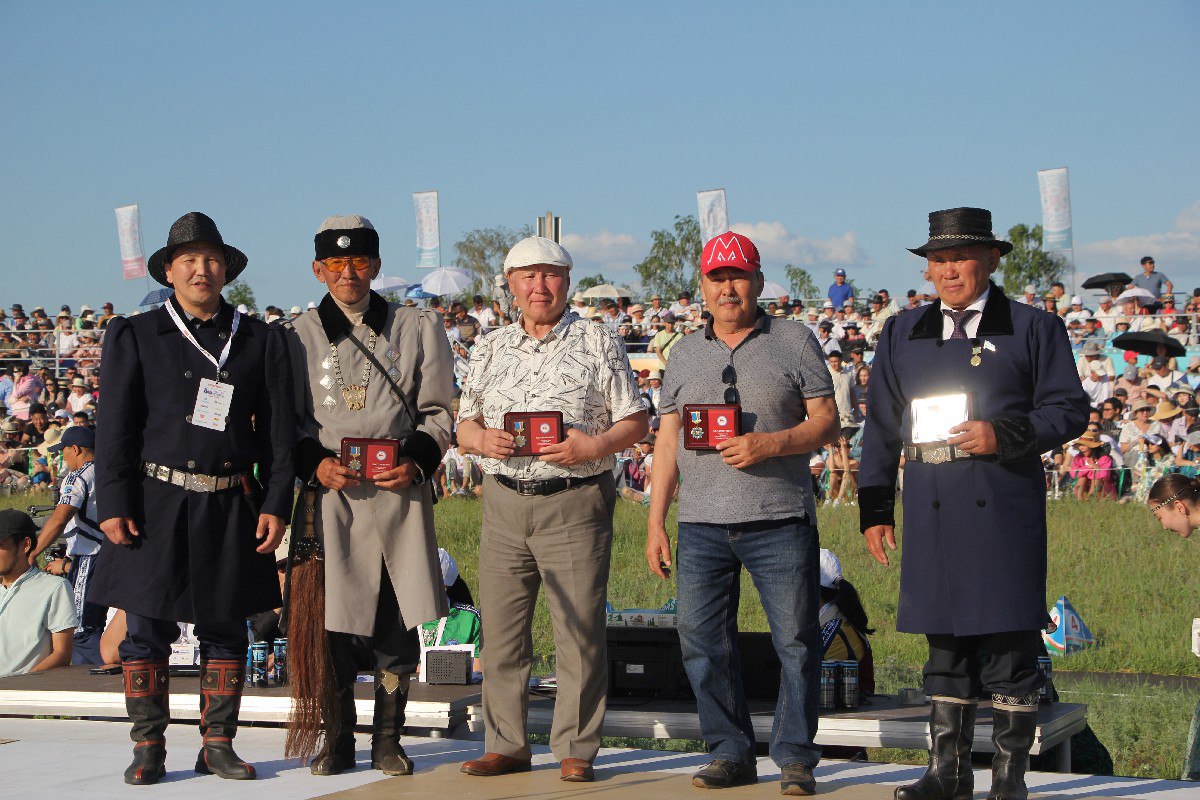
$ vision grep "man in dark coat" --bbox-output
[858,208,1088,800]
[92,212,295,785]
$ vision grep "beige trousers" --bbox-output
[478,472,615,761]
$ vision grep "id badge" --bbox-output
[192,378,233,431]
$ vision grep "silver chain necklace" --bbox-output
[328,332,377,411]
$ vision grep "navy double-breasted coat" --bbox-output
[90,299,295,623]
[858,284,1089,636]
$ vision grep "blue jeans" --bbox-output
[676,517,821,768]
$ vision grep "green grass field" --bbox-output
[8,489,1197,778]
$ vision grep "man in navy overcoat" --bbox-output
[92,212,295,785]
[858,208,1088,800]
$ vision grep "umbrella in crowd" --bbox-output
[580,284,634,299]
[1115,287,1155,306]
[1111,328,1186,358]
[420,267,472,296]
[138,288,173,307]
[405,286,438,300]
[1081,272,1132,291]
[760,280,789,300]
[371,275,412,295]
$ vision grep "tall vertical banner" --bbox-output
[1037,167,1073,251]
[413,190,440,268]
[697,189,729,245]
[114,203,147,280]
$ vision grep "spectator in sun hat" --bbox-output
[1069,430,1116,499]
[1017,284,1038,305]
[1093,294,1120,333]
[649,311,683,368]
[816,319,841,355]
[1134,431,1174,503]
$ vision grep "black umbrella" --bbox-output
[1111,329,1186,358]
[1081,272,1132,290]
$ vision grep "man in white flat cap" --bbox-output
[456,237,648,783]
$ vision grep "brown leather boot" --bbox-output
[123,660,170,786]
[194,659,256,779]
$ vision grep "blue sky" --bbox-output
[2,1,1198,311]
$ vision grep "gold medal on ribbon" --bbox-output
[970,344,983,367]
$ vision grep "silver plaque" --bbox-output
[910,393,970,445]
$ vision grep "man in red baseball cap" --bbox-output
[645,231,838,794]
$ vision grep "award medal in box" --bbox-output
[682,404,741,451]
[503,411,565,457]
[339,437,399,480]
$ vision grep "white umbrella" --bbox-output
[581,284,633,299]
[371,275,412,294]
[421,267,473,296]
[1116,287,1155,305]
[760,281,789,300]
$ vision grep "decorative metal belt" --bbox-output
[141,461,245,493]
[904,443,969,465]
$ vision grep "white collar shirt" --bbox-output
[940,286,991,340]
[457,310,646,480]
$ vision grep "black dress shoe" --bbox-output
[692,759,758,789]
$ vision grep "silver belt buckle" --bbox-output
[156,465,171,482]
[924,444,952,465]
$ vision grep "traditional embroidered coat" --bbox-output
[284,293,453,636]
[858,284,1089,635]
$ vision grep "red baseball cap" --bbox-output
[701,232,760,275]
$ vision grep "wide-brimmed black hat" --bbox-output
[147,212,248,287]
[908,207,1013,257]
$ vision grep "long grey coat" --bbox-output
[284,293,453,636]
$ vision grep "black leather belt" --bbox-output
[493,472,604,497]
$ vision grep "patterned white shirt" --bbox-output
[458,310,646,480]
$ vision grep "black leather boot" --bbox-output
[371,671,414,775]
[310,684,358,775]
[894,698,977,800]
[123,660,170,785]
[194,659,256,779]
[987,697,1038,800]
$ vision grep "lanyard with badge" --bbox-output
[165,301,241,432]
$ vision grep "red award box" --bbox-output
[682,404,742,451]
[503,411,565,457]
[340,437,399,480]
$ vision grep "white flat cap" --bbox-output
[819,548,842,589]
[502,236,572,274]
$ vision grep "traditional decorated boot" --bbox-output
[370,671,414,775]
[194,659,256,779]
[987,693,1039,800]
[123,659,171,785]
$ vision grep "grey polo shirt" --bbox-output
[660,311,833,525]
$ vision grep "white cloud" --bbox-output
[1078,201,1200,271]
[728,221,870,266]
[560,230,643,265]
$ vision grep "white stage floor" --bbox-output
[0,718,1196,799]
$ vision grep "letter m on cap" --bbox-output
[706,234,747,267]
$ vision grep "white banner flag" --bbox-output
[115,204,147,280]
[1037,167,1073,251]
[697,189,729,245]
[413,191,440,268]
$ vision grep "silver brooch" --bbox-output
[337,235,351,249]
[321,395,338,412]
[319,374,334,390]
[388,367,400,378]
[386,348,399,361]
[321,357,333,370]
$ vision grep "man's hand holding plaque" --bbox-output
[502,411,565,457]
[682,404,742,451]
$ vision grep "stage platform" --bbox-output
[470,692,1087,771]
[1,718,1196,800]
[0,665,474,734]
[0,667,1085,770]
